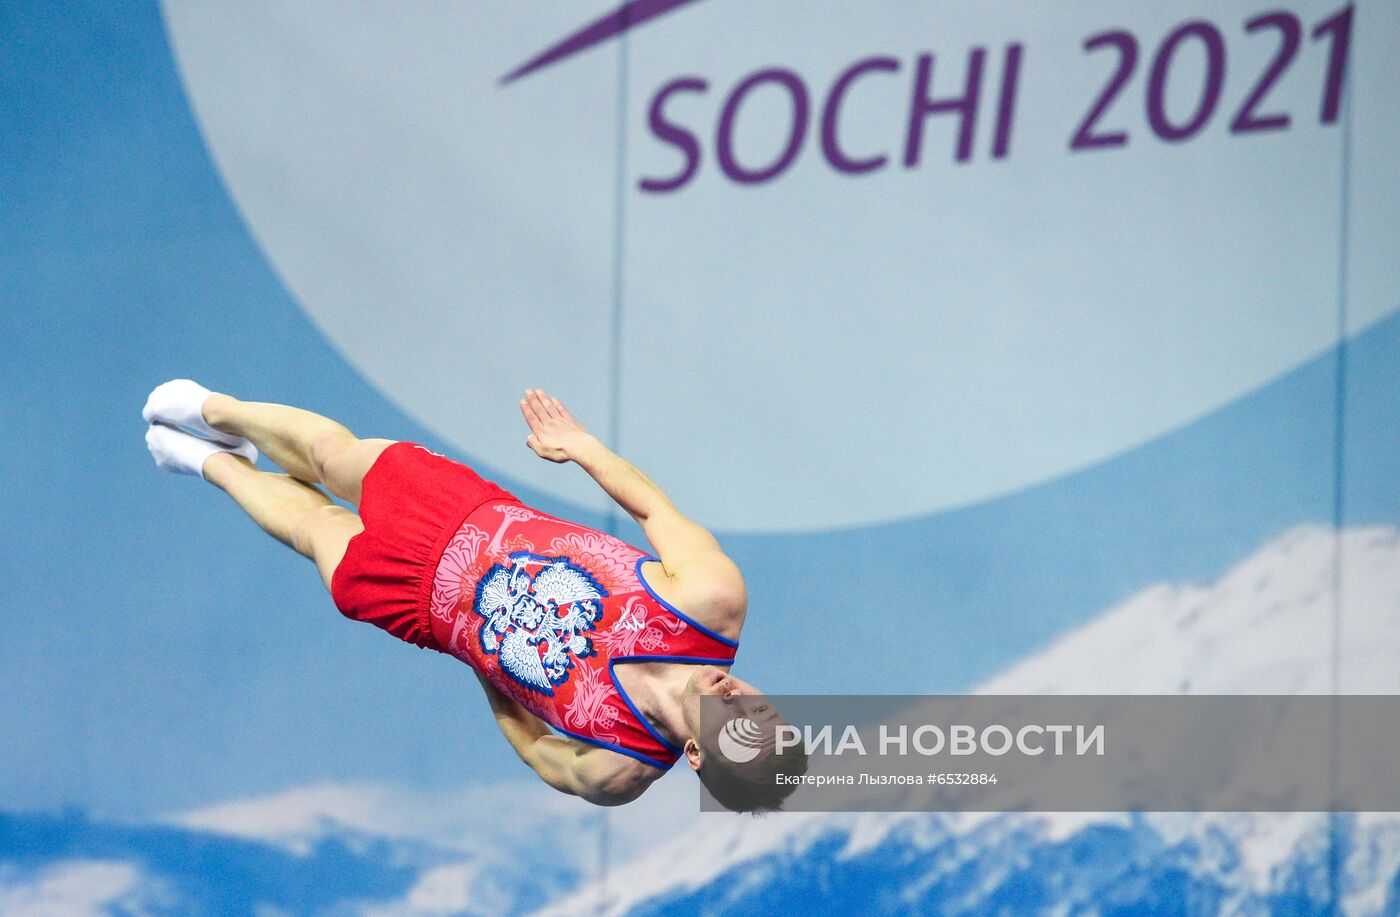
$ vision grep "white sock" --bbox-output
[142,378,241,445]
[146,422,258,480]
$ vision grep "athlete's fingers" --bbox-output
[526,388,547,420]
[521,397,545,431]
[533,389,560,422]
[526,433,541,454]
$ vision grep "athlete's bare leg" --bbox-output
[202,452,363,590]
[200,394,393,505]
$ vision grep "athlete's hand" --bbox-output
[520,388,594,463]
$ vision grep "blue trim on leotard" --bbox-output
[548,721,675,770]
[633,556,741,648]
[609,655,737,756]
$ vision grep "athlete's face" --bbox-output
[681,666,781,766]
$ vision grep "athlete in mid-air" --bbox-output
[143,380,802,812]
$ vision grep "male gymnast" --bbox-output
[143,380,803,812]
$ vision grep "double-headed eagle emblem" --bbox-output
[473,552,608,695]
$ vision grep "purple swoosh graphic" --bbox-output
[500,0,706,85]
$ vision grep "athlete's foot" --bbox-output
[145,422,258,480]
[142,379,242,446]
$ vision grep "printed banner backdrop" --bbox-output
[2,0,1398,912]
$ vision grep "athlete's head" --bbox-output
[681,665,807,814]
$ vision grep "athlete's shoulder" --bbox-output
[643,552,747,637]
[674,552,747,620]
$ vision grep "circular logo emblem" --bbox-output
[717,716,765,764]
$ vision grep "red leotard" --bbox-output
[426,498,739,769]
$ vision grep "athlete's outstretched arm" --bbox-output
[474,672,644,805]
[518,389,745,598]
